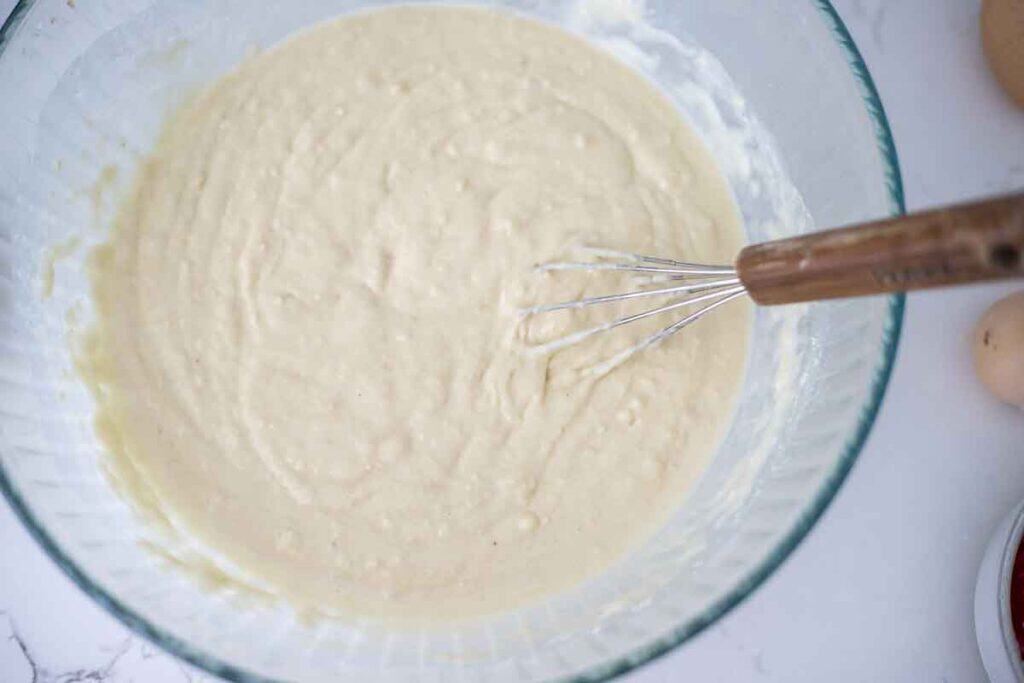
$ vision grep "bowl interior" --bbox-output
[0,0,902,680]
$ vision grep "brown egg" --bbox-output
[981,0,1024,108]
[974,291,1024,406]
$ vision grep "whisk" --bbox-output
[523,191,1024,368]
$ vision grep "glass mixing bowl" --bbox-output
[0,0,903,680]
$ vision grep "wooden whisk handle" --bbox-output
[736,191,1024,305]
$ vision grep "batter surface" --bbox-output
[85,6,749,620]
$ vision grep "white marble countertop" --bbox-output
[3,0,1024,681]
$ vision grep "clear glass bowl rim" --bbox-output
[0,0,906,680]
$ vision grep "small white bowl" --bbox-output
[976,501,1024,682]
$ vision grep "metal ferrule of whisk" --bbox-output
[519,248,748,372]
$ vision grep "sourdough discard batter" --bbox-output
[85,6,749,619]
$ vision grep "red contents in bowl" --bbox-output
[1011,536,1024,658]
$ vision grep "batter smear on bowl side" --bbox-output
[82,6,749,620]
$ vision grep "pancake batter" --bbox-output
[85,6,749,619]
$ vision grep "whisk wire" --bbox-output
[524,250,748,369]
[536,262,733,276]
[521,276,742,316]
[573,246,734,272]
[524,284,746,357]
[586,287,747,376]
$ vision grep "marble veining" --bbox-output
[2,612,208,682]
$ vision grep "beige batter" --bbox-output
[84,6,749,620]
